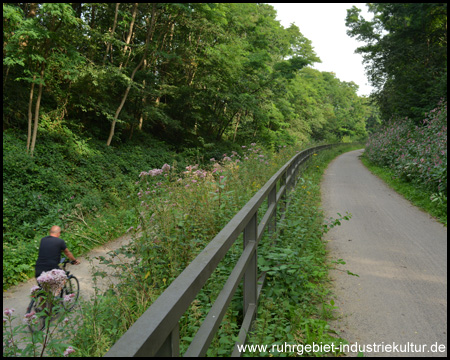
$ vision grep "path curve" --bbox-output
[322,149,447,357]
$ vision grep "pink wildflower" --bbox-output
[4,308,15,317]
[23,311,37,325]
[64,293,76,303]
[37,269,67,294]
[64,346,75,357]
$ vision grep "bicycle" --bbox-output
[26,257,80,332]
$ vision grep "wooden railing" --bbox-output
[104,143,338,357]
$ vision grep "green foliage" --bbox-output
[3,3,371,150]
[284,68,368,143]
[346,3,447,122]
[365,100,447,197]
[363,100,447,224]
[2,127,176,290]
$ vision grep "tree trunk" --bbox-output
[103,3,120,65]
[138,59,148,131]
[232,111,242,143]
[128,123,134,140]
[27,3,37,18]
[106,4,156,146]
[26,74,36,153]
[216,110,239,141]
[24,3,38,153]
[30,66,45,157]
[119,3,138,70]
[106,65,139,146]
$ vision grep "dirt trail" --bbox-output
[322,149,447,357]
[3,232,136,329]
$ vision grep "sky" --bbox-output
[268,3,374,96]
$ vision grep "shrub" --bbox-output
[365,100,447,196]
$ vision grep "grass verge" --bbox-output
[243,144,363,357]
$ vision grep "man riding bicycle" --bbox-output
[35,225,80,281]
[27,226,81,330]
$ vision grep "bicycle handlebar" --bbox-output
[60,257,77,265]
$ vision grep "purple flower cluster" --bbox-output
[4,308,15,318]
[36,269,67,294]
[64,346,75,357]
[139,163,171,178]
[63,293,76,303]
[365,100,447,194]
[23,310,37,325]
[136,143,276,210]
[220,145,270,165]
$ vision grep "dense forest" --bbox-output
[3,3,371,152]
[347,3,447,221]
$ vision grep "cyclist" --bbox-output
[35,225,80,282]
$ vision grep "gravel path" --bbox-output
[322,149,447,357]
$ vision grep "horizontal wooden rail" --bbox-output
[104,143,341,357]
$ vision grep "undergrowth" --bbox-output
[70,143,361,356]
[3,128,177,290]
[71,143,303,356]
[363,100,447,224]
[243,144,361,357]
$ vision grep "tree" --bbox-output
[3,3,371,150]
[3,3,83,156]
[346,3,447,122]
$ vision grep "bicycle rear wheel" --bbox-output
[26,298,46,333]
[62,275,80,311]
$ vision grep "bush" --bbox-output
[365,100,447,196]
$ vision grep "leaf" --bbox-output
[333,258,346,265]
[346,270,359,277]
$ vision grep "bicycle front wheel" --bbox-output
[62,276,80,311]
[26,298,46,333]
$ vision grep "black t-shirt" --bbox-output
[35,236,67,277]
